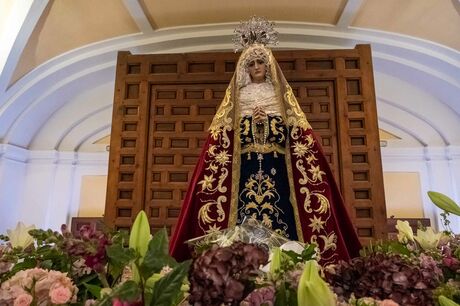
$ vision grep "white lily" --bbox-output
[414,227,442,250]
[6,222,35,249]
[395,220,414,244]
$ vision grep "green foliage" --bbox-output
[97,280,142,306]
[434,282,460,305]
[0,229,73,283]
[360,239,411,257]
[83,282,102,300]
[140,228,177,280]
[106,244,136,281]
[283,243,316,264]
[150,260,191,306]
[0,211,191,305]
[274,282,297,306]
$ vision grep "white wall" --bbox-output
[0,149,107,234]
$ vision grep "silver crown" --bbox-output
[233,16,279,52]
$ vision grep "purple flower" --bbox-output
[325,253,444,305]
[241,286,275,306]
[188,242,269,306]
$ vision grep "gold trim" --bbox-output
[285,135,304,242]
[229,95,242,227]
[241,143,286,155]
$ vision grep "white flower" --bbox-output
[160,265,173,276]
[414,227,442,250]
[6,222,35,249]
[280,241,305,254]
[395,220,414,244]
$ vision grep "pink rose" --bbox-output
[379,299,399,306]
[49,286,72,304]
[13,293,33,306]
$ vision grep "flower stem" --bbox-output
[98,272,110,288]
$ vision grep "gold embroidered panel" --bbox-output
[105,46,387,243]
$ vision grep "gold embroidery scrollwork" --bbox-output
[283,85,310,140]
[269,116,285,143]
[210,87,233,148]
[197,86,233,232]
[300,187,313,213]
[291,118,337,261]
[198,195,227,232]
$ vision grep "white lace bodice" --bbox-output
[239,82,282,116]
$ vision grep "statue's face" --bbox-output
[248,59,266,83]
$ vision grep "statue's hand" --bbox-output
[253,106,267,123]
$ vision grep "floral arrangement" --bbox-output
[0,268,78,305]
[0,211,190,305]
[0,191,459,306]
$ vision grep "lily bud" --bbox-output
[297,260,336,306]
[428,191,460,216]
[129,210,151,283]
[438,295,460,306]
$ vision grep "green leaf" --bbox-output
[275,282,287,306]
[96,280,141,306]
[144,274,162,306]
[83,283,102,300]
[387,241,411,256]
[151,260,191,306]
[10,258,36,275]
[301,244,317,261]
[287,287,298,306]
[140,229,177,279]
[150,228,169,257]
[106,244,137,278]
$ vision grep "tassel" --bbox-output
[247,153,251,160]
[274,151,278,158]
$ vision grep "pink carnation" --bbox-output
[50,286,72,304]
[13,293,33,306]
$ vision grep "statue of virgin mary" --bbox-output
[170,17,361,265]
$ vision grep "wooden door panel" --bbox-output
[146,83,226,234]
